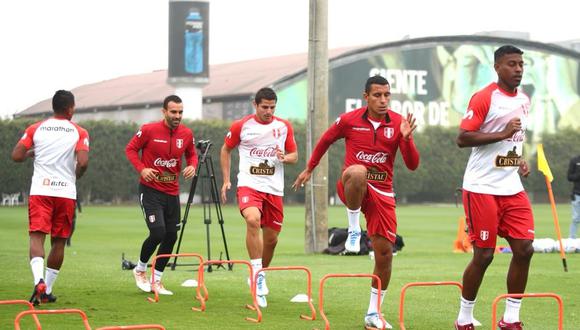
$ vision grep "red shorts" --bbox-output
[463,190,534,248]
[28,195,76,238]
[237,186,284,232]
[337,181,397,243]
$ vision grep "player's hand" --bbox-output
[518,160,530,177]
[140,168,159,182]
[221,181,231,203]
[182,165,196,179]
[292,169,312,191]
[275,146,286,162]
[503,117,522,139]
[26,149,35,159]
[401,112,417,140]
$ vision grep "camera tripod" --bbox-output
[170,140,232,272]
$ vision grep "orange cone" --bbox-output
[453,216,472,253]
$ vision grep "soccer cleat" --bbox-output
[454,320,475,330]
[498,318,523,330]
[345,230,361,253]
[152,281,173,295]
[132,268,151,292]
[256,273,269,296]
[40,292,57,303]
[256,295,268,308]
[29,279,47,306]
[364,312,392,329]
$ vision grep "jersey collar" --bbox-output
[362,107,391,124]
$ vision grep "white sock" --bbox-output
[153,269,163,283]
[250,258,263,280]
[457,296,476,325]
[30,257,44,285]
[367,287,386,315]
[503,298,522,323]
[347,207,361,232]
[45,268,59,294]
[136,260,147,272]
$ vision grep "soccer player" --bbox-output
[454,45,534,330]
[220,87,298,308]
[293,75,419,329]
[11,90,89,305]
[126,95,198,295]
[567,153,580,238]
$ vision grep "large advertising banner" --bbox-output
[275,41,580,147]
[168,0,209,84]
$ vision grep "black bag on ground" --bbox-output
[323,227,404,255]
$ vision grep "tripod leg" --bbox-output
[207,157,233,270]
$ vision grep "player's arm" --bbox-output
[76,150,89,179]
[399,112,419,170]
[182,132,198,180]
[220,144,233,202]
[277,122,298,164]
[125,127,158,182]
[11,143,32,162]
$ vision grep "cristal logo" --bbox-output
[154,158,177,168]
[250,147,277,158]
[356,151,388,163]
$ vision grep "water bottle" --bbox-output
[184,8,203,74]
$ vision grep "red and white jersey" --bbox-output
[224,115,297,196]
[18,118,90,199]
[307,107,419,194]
[460,82,531,195]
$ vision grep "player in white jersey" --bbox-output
[454,46,533,330]
[220,87,297,308]
[11,90,89,305]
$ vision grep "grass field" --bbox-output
[0,204,578,329]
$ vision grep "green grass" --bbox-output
[0,204,578,329]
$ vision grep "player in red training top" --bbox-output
[293,75,419,329]
[220,87,298,308]
[454,45,533,330]
[12,90,89,305]
[126,95,198,296]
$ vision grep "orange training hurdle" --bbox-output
[491,292,564,330]
[318,273,385,330]
[14,309,91,330]
[245,266,316,323]
[147,253,206,305]
[96,325,166,330]
[0,300,41,330]
[398,281,463,330]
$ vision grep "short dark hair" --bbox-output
[163,95,183,109]
[494,45,523,63]
[52,90,75,114]
[365,75,390,93]
[254,87,277,105]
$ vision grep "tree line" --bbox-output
[1,119,577,204]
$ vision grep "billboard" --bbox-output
[274,38,580,148]
[168,0,209,84]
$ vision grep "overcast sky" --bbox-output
[0,0,578,119]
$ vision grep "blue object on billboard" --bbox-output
[184,8,203,74]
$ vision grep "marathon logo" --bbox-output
[40,126,74,133]
[250,159,275,176]
[495,147,522,167]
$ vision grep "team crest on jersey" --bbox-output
[148,215,156,223]
[176,139,183,149]
[384,127,394,139]
[272,128,281,138]
[480,230,489,241]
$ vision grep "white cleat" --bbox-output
[345,230,361,253]
[256,295,268,308]
[133,268,151,293]
[256,273,269,296]
[364,313,392,329]
[152,281,173,295]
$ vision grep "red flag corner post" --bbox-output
[537,144,568,272]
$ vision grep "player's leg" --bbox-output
[498,192,534,327]
[28,196,52,305]
[258,194,283,303]
[570,194,580,238]
[456,191,498,328]
[341,165,367,253]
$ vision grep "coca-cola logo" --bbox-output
[356,151,388,164]
[249,147,277,158]
[154,158,178,168]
